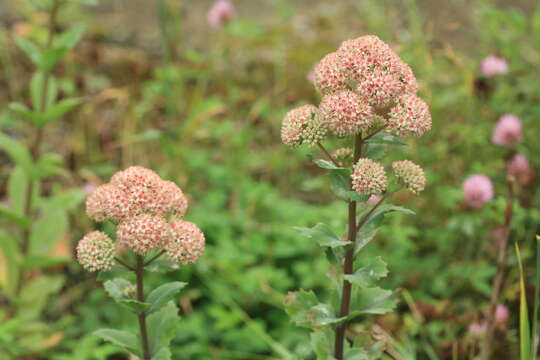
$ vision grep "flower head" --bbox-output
[208,0,236,28]
[352,158,387,195]
[337,35,417,107]
[319,90,374,137]
[387,94,431,137]
[156,180,188,216]
[117,214,171,255]
[86,184,130,222]
[495,304,509,325]
[491,114,522,147]
[166,220,205,265]
[462,174,494,208]
[281,105,326,147]
[392,160,426,194]
[76,231,115,272]
[480,55,508,78]
[508,153,534,185]
[313,52,347,95]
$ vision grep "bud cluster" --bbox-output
[281,35,430,196]
[77,166,205,271]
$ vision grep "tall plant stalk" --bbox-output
[480,176,515,360]
[135,255,152,360]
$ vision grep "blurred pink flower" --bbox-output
[83,182,97,196]
[208,0,236,28]
[480,55,508,77]
[367,194,382,205]
[468,321,486,337]
[508,153,534,185]
[491,114,522,147]
[495,304,509,325]
[463,174,494,208]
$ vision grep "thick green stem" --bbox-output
[136,255,152,360]
[334,134,362,360]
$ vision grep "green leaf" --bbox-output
[104,278,150,313]
[294,223,349,249]
[344,257,389,287]
[515,242,531,360]
[310,156,343,170]
[29,207,68,255]
[96,265,132,281]
[0,132,32,171]
[30,72,57,111]
[365,144,386,160]
[363,204,415,228]
[71,0,99,5]
[354,229,378,256]
[93,329,141,356]
[310,327,334,360]
[40,98,81,125]
[21,255,70,270]
[349,287,398,316]
[18,275,64,320]
[147,302,180,353]
[7,166,31,215]
[152,348,172,360]
[0,230,22,296]
[284,290,345,328]
[145,258,178,273]
[365,132,407,146]
[40,47,69,71]
[9,102,38,123]
[14,37,42,66]
[146,282,187,314]
[0,205,31,228]
[33,152,66,179]
[53,25,85,50]
[329,169,351,201]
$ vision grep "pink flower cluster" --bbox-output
[480,55,508,78]
[77,166,205,270]
[351,158,388,195]
[281,35,431,148]
[462,174,494,208]
[208,0,236,28]
[491,114,522,147]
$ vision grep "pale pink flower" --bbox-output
[208,0,236,28]
[351,158,387,195]
[313,52,347,95]
[166,220,205,265]
[463,174,494,208]
[76,231,115,272]
[117,214,172,255]
[480,55,508,78]
[86,184,130,222]
[319,90,374,137]
[281,105,327,147]
[491,114,522,147]
[392,160,426,194]
[508,153,533,185]
[367,194,381,205]
[495,304,509,325]
[387,94,432,137]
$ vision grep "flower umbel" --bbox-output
[166,220,206,265]
[76,231,115,272]
[352,158,388,195]
[387,94,432,137]
[117,214,172,256]
[392,160,426,194]
[313,52,348,95]
[319,90,374,137]
[281,105,326,147]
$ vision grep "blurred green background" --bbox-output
[1,0,540,359]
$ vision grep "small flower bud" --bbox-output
[319,90,374,137]
[392,160,426,194]
[166,220,205,265]
[76,231,115,272]
[352,158,387,195]
[117,214,171,255]
[281,105,327,147]
[462,174,494,208]
[387,94,432,137]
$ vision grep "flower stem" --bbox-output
[136,255,152,360]
[144,250,166,266]
[317,142,341,167]
[114,257,135,271]
[480,176,515,360]
[334,134,363,360]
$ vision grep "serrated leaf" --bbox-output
[344,257,388,287]
[349,287,398,317]
[104,278,150,313]
[310,328,334,360]
[294,223,349,249]
[284,290,345,328]
[146,282,187,314]
[152,348,172,360]
[328,169,351,201]
[365,144,386,160]
[147,302,180,353]
[94,329,140,356]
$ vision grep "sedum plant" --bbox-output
[281,35,431,359]
[76,166,205,360]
